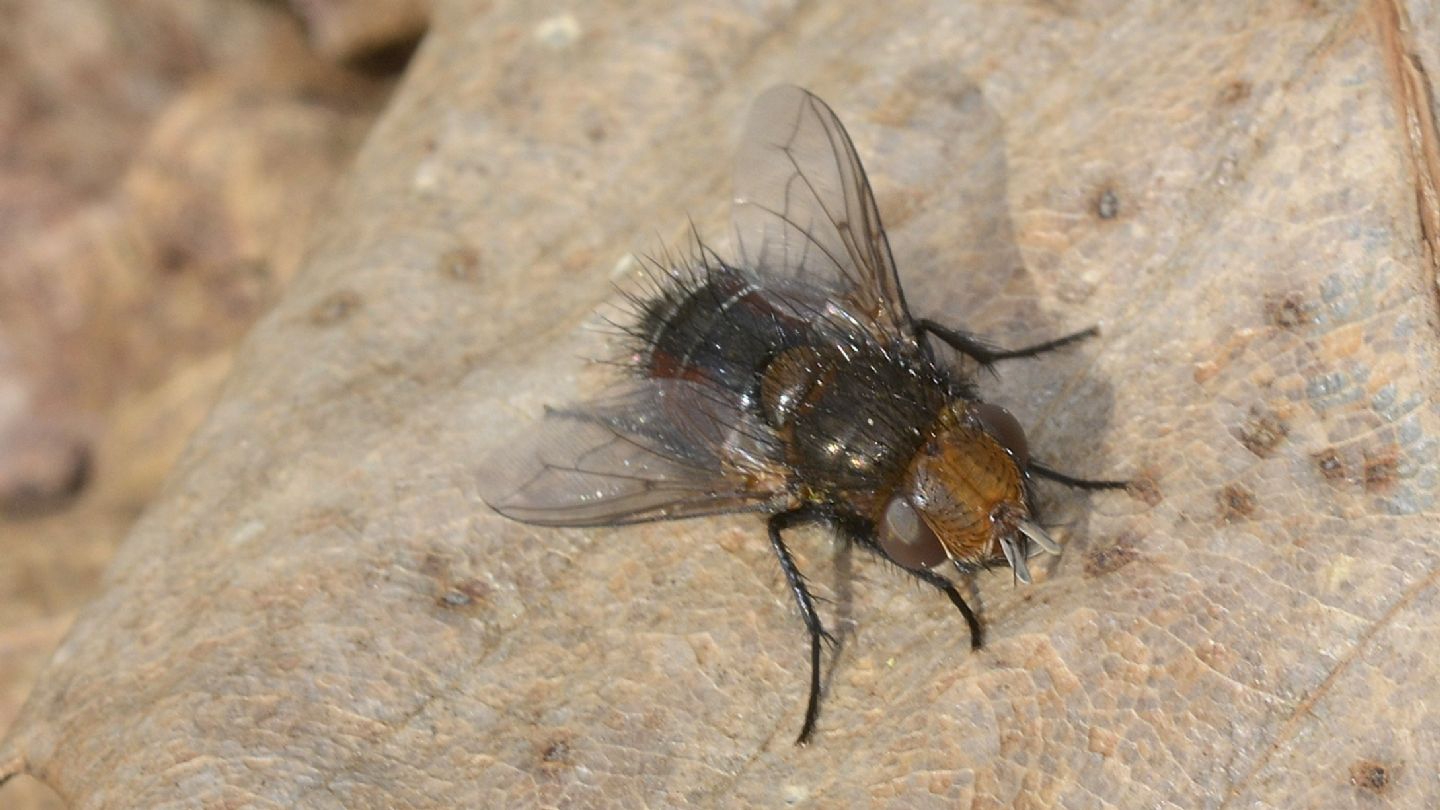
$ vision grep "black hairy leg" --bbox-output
[766,507,837,745]
[892,564,983,650]
[917,319,1099,365]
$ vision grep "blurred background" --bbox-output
[0,1,426,804]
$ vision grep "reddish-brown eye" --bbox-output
[973,402,1029,467]
[878,496,947,569]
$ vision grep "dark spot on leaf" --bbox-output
[1218,79,1252,105]
[436,578,491,612]
[535,733,574,776]
[439,246,483,283]
[1234,407,1288,458]
[440,590,471,607]
[1084,535,1140,577]
[159,240,192,274]
[1349,759,1392,794]
[1096,187,1120,220]
[1219,484,1256,521]
[1128,472,1163,506]
[1363,449,1399,492]
[309,289,363,325]
[419,551,447,576]
[1315,448,1346,481]
[1265,293,1313,330]
[421,552,493,614]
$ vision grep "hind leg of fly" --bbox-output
[917,319,1098,364]
[767,507,836,745]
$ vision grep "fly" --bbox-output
[482,86,1127,744]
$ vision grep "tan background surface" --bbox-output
[3,0,1438,807]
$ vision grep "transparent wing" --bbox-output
[480,378,789,527]
[732,85,915,343]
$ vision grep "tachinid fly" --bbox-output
[483,85,1126,744]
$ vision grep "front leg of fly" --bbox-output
[1028,461,1129,490]
[835,512,984,649]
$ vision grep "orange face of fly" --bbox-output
[876,402,1058,582]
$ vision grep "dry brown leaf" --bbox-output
[4,0,1439,806]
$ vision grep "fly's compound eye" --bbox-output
[878,495,947,569]
[973,402,1030,467]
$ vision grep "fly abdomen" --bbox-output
[638,264,805,395]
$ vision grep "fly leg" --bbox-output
[767,507,835,745]
[917,319,1098,364]
[919,322,1128,491]
[1029,461,1129,490]
[899,566,983,650]
[846,527,983,650]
